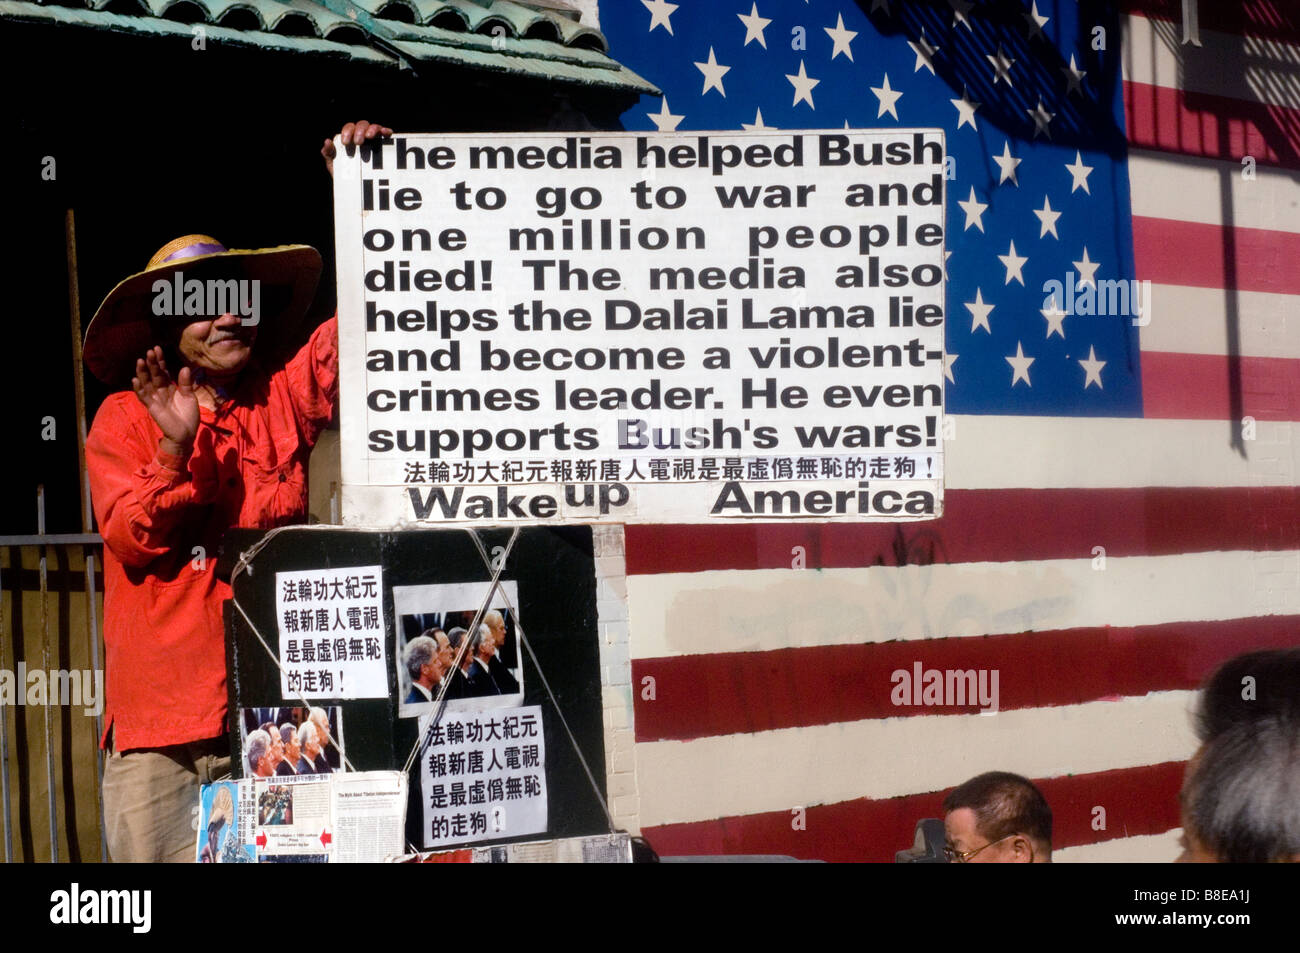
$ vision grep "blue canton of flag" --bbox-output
[600,0,1142,416]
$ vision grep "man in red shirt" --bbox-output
[84,121,390,862]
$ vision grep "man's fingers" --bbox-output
[331,122,390,175]
[339,121,392,143]
[148,349,167,390]
[132,355,152,402]
[177,365,194,395]
[143,349,161,389]
[146,347,172,392]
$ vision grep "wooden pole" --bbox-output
[65,209,91,535]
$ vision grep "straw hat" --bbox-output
[83,234,322,386]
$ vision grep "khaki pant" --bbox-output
[102,729,231,863]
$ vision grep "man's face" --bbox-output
[421,653,444,686]
[269,735,285,764]
[304,732,321,759]
[944,808,1027,863]
[311,713,330,747]
[177,312,256,376]
[285,737,301,764]
[435,632,454,672]
[489,618,505,650]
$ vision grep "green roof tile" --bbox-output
[1,0,655,93]
[385,34,654,92]
[0,0,395,60]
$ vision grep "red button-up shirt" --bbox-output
[86,316,338,751]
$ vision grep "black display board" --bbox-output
[219,525,607,851]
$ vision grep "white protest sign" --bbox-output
[419,705,547,848]
[273,565,388,698]
[334,131,945,525]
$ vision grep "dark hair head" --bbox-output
[943,771,1052,850]
[1196,649,1300,743]
[1184,714,1300,862]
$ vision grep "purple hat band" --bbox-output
[161,241,227,263]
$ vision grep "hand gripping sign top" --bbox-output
[332,129,946,527]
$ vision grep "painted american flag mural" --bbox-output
[593,0,1300,861]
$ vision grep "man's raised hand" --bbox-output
[321,120,393,178]
[132,347,200,456]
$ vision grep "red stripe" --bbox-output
[623,487,1300,575]
[632,617,1300,742]
[642,761,1185,862]
[1123,0,1300,45]
[1124,81,1300,170]
[1142,351,1300,421]
[1132,216,1300,294]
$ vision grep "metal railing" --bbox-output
[0,209,110,861]
[0,528,106,863]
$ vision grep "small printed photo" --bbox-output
[196,781,252,864]
[239,705,344,777]
[258,785,294,826]
[393,581,524,719]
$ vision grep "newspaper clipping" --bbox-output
[195,771,407,863]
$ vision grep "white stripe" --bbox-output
[1129,151,1300,233]
[634,692,1196,826]
[1123,13,1300,110]
[627,551,1298,659]
[946,417,1300,489]
[1055,829,1183,863]
[1140,285,1300,358]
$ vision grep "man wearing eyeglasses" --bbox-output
[942,771,1053,863]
